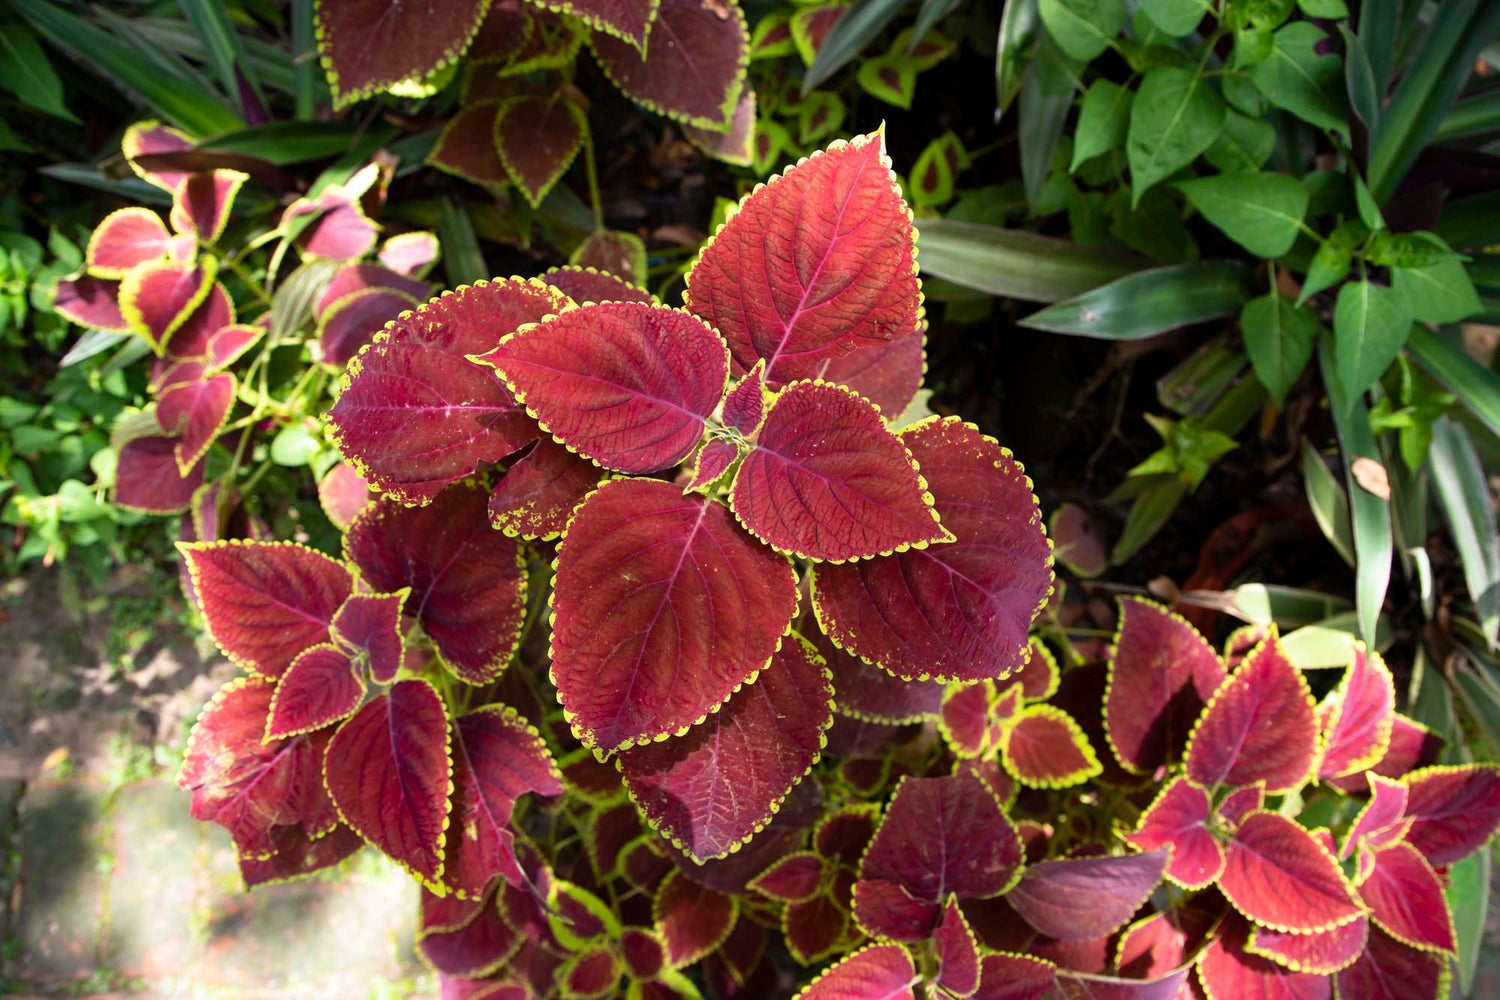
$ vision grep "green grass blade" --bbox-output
[1406,325,1500,441]
[1021,261,1255,339]
[915,219,1145,304]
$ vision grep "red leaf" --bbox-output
[206,322,263,370]
[486,436,601,539]
[1318,647,1395,779]
[116,433,205,513]
[315,0,489,106]
[821,630,943,724]
[816,804,879,862]
[430,101,508,186]
[53,275,127,331]
[621,927,668,981]
[811,417,1051,679]
[817,326,925,417]
[266,643,364,739]
[157,371,234,473]
[1247,917,1368,975]
[1105,597,1226,773]
[417,888,519,978]
[1401,763,1500,865]
[324,679,452,880]
[685,438,740,492]
[553,0,655,47]
[1014,639,1060,700]
[1123,778,1224,889]
[1006,850,1168,942]
[379,232,441,277]
[721,359,767,434]
[852,878,943,941]
[1184,634,1317,793]
[561,947,621,998]
[591,0,749,130]
[732,381,948,560]
[1003,706,1101,788]
[1116,908,1215,980]
[287,189,379,261]
[618,636,832,861]
[685,130,918,385]
[444,704,564,898]
[1356,842,1456,954]
[550,478,799,753]
[1053,969,1194,999]
[122,120,193,191]
[1218,811,1362,933]
[318,463,374,531]
[1341,773,1409,858]
[160,283,235,361]
[345,484,526,685]
[792,943,916,1000]
[654,869,737,967]
[860,772,1023,903]
[541,264,656,306]
[935,896,982,997]
[1216,784,1264,828]
[319,287,420,367]
[940,681,1003,758]
[1334,925,1447,1000]
[170,170,247,243]
[685,87,757,166]
[1197,915,1331,1000]
[971,953,1057,1000]
[494,94,586,207]
[748,851,824,902]
[239,823,363,887]
[785,889,853,964]
[178,540,352,679]
[476,301,729,474]
[85,207,171,278]
[120,260,215,351]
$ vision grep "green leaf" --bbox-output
[1250,22,1348,135]
[910,0,962,47]
[1109,187,1197,263]
[1447,849,1489,996]
[1126,66,1226,205]
[1297,0,1347,14]
[1430,417,1500,645]
[437,197,487,288]
[1071,79,1133,170]
[1139,0,1206,37]
[1406,326,1500,442]
[1019,36,1076,211]
[1297,223,1359,305]
[196,121,379,165]
[856,54,917,109]
[1202,111,1275,174]
[1435,189,1500,252]
[1021,260,1254,339]
[1241,290,1318,407]
[1301,439,1355,566]
[1332,279,1411,399]
[0,22,77,122]
[270,423,321,467]
[1038,0,1125,60]
[1436,87,1500,143]
[995,0,1040,118]
[1176,172,1309,258]
[1338,25,1379,143]
[915,219,1145,302]
[178,0,266,118]
[1391,258,1483,324]
[292,0,316,119]
[803,0,907,92]
[910,138,956,208]
[1353,174,1385,232]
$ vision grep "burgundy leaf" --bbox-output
[1246,917,1368,975]
[621,927,667,981]
[1196,914,1331,1000]
[317,263,429,319]
[430,101,509,186]
[239,823,363,887]
[748,851,824,902]
[319,287,420,367]
[487,436,601,539]
[318,462,374,531]
[1216,784,1264,828]
[120,260,214,351]
[816,804,879,863]
[570,229,648,285]
[685,86,756,166]
[550,478,799,753]
[792,943,916,1000]
[821,630,942,724]
[494,94,587,206]
[785,890,853,965]
[159,283,235,361]
[1052,968,1193,999]
[206,322,262,370]
[817,326,925,417]
[1341,773,1409,858]
[170,169,247,243]
[1356,842,1456,954]
[1003,706,1101,788]
[85,207,171,278]
[330,590,406,682]
[53,275,128,331]
[1217,811,1362,933]
[971,952,1057,1000]
[1401,764,1500,865]
[591,0,749,130]
[315,0,490,106]
[1334,925,1447,1000]
[721,359,766,433]
[654,869,737,967]
[156,371,234,473]
[541,264,656,306]
[265,643,364,739]
[851,878,942,941]
[417,888,519,978]
[1318,647,1395,779]
[116,433,205,513]
[1123,778,1224,889]
[122,120,193,191]
[940,681,1002,758]
[1008,851,1167,942]
[553,0,655,47]
[935,896,982,997]
[1115,907,1215,980]
[684,438,740,492]
[560,947,621,998]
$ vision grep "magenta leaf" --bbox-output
[792,943,916,1000]
[1355,842,1456,954]
[1104,597,1226,772]
[158,283,235,361]
[317,262,431,320]
[684,438,740,493]
[170,170,247,243]
[85,207,171,278]
[749,852,824,902]
[430,101,509,186]
[1216,784,1264,829]
[330,590,407,682]
[972,952,1057,1000]
[935,896,981,996]
[53,275,128,331]
[591,0,749,131]
[178,540,353,679]
[475,301,729,474]
[1401,763,1500,865]
[265,643,364,739]
[621,927,667,981]
[120,260,215,351]
[940,681,1002,758]
[122,120,193,191]
[1334,925,1447,1000]
[418,889,518,979]
[685,130,919,386]
[817,327,925,418]
[379,232,440,277]
[115,433,205,513]
[444,704,564,898]
[1123,778,1224,889]
[1116,907,1215,980]
[1006,850,1167,942]
[156,370,234,473]
[486,436,601,539]
[721,359,766,434]
[319,287,420,368]
[541,265,656,306]
[731,380,949,561]
[324,678,451,880]
[851,878,943,941]
[1318,647,1395,779]
[617,635,833,862]
[239,823,363,888]
[287,189,379,261]
[1247,917,1368,975]
[1053,968,1194,999]
[654,869,738,967]
[550,478,799,753]
[821,630,942,724]
[328,278,567,503]
[561,947,621,997]
[315,0,490,107]
[1183,633,1317,793]
[206,322,262,371]
[318,462,374,531]
[811,416,1051,680]
[1342,773,1409,858]
[1197,915,1332,1000]
[345,483,525,685]
[1218,811,1362,933]
[494,94,587,207]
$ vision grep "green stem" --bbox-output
[582,130,604,231]
[210,246,271,305]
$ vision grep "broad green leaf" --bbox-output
[1447,848,1489,995]
[1022,260,1253,339]
[1282,613,1393,668]
[1332,279,1410,399]
[292,0,316,119]
[1176,173,1308,258]
[1241,291,1317,407]
[1391,258,1483,324]
[1298,0,1347,14]
[1071,79,1133,170]
[1202,111,1274,174]
[804,0,907,92]
[437,197,487,287]
[1038,0,1125,60]
[1435,189,1500,252]
[1430,417,1500,645]
[1301,439,1354,565]
[1407,326,1500,442]
[197,121,380,164]
[271,423,321,466]
[1437,87,1500,143]
[1109,187,1197,263]
[911,0,962,45]
[857,54,917,109]
[996,0,1040,118]
[1353,174,1385,232]
[1338,25,1379,143]
[1019,36,1076,211]
[915,219,1144,303]
[178,0,266,118]
[1298,223,1360,305]
[0,22,77,122]
[1250,22,1348,136]
[1139,0,1206,37]
[1126,67,1225,205]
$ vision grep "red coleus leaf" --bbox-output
[380,231,440,277]
[239,823,363,888]
[1105,597,1227,773]
[812,417,1051,680]
[318,462,374,531]
[684,129,919,386]
[1123,777,1224,889]
[731,380,948,561]
[418,886,518,978]
[570,229,648,285]
[115,433,205,513]
[120,259,215,351]
[621,926,668,981]
[156,370,234,473]
[654,869,738,967]
[476,301,729,474]
[487,436,601,539]
[170,170,247,243]
[494,94,587,207]
[550,478,799,753]
[1217,783,1264,828]
[1184,633,1317,793]
[792,943,917,1000]
[818,326,926,418]
[940,681,1004,758]
[685,86,757,167]
[821,630,942,724]
[785,889,854,964]
[1342,773,1409,858]
[1355,841,1456,954]
[179,540,353,679]
[852,877,943,941]
[860,772,1024,903]
[617,635,833,862]
[53,275,128,331]
[1197,914,1331,1000]
[265,643,364,740]
[1217,811,1363,933]
[345,483,526,685]
[552,0,655,47]
[444,704,564,898]
[1006,850,1168,941]
[430,101,509,186]
[1115,907,1216,980]
[749,851,824,902]
[1054,969,1194,998]
[1401,763,1500,865]
[561,947,621,998]
[319,287,421,367]
[685,438,740,493]
[591,0,749,131]
[324,678,452,881]
[1003,706,1101,789]
[1334,925,1447,1000]
[1318,647,1395,779]
[287,189,379,261]
[315,0,489,107]
[541,265,656,306]
[330,590,406,682]
[206,322,262,370]
[971,952,1057,1000]
[158,282,235,361]
[1247,916,1368,975]
[935,896,982,997]
[721,359,766,434]
[85,207,171,278]
[122,120,193,191]
[817,804,879,863]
